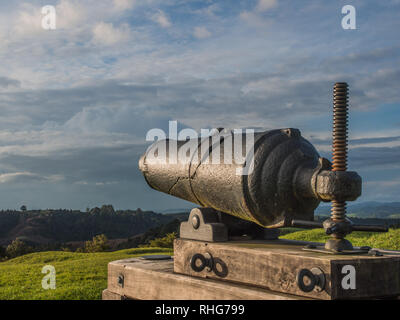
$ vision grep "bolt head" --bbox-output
[117,274,124,287]
[192,214,200,229]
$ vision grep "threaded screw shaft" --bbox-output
[331,82,349,222]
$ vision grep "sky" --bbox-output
[0,0,399,211]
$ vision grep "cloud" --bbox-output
[0,143,145,185]
[361,179,400,202]
[113,0,136,11]
[256,0,278,12]
[13,3,42,37]
[11,1,86,38]
[0,172,63,184]
[194,26,211,39]
[360,69,400,107]
[56,0,87,29]
[239,11,271,28]
[350,146,400,169]
[310,135,400,149]
[0,77,20,88]
[0,59,399,133]
[92,22,131,45]
[365,180,400,188]
[151,10,172,28]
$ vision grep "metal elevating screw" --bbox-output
[331,82,349,222]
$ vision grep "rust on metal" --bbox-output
[331,82,349,222]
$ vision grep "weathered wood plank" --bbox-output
[173,238,400,300]
[105,257,306,300]
[102,289,127,300]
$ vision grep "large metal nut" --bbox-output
[316,170,362,202]
[323,218,353,237]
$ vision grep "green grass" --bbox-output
[2,228,399,300]
[0,247,172,300]
[281,228,400,250]
[278,227,303,236]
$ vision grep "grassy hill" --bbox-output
[0,247,172,300]
[281,228,400,250]
[1,228,399,300]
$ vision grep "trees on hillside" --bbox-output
[147,232,176,248]
[0,246,6,259]
[84,234,109,253]
[0,206,175,243]
[6,239,32,258]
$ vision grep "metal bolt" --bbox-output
[117,274,124,287]
[192,214,200,229]
[331,82,349,222]
[368,249,383,257]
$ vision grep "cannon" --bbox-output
[139,83,386,252]
[139,128,362,227]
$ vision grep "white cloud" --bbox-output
[194,26,211,39]
[0,172,63,184]
[256,0,278,12]
[239,11,270,28]
[113,0,137,11]
[95,181,118,186]
[75,180,88,185]
[151,10,172,28]
[0,172,35,184]
[13,4,42,37]
[56,0,87,29]
[92,22,131,45]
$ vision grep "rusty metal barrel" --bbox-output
[139,128,328,228]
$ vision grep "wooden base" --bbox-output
[104,239,400,300]
[174,238,400,300]
[103,257,307,300]
[102,289,127,300]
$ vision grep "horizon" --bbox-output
[0,0,399,210]
[1,199,400,213]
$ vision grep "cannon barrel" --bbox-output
[138,128,361,228]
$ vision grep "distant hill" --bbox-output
[316,202,400,219]
[1,201,398,247]
[0,205,182,246]
[161,208,190,214]
[162,202,400,219]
